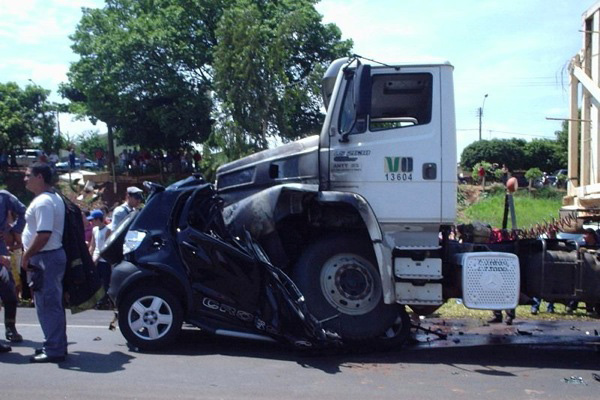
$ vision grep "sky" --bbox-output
[0,0,594,158]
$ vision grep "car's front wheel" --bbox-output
[118,285,183,350]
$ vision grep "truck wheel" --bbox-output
[293,234,400,341]
[374,306,412,349]
[118,285,183,350]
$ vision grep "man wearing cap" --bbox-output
[88,209,111,308]
[106,186,143,238]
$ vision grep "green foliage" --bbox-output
[77,130,107,159]
[523,139,562,172]
[213,0,352,154]
[554,119,569,167]
[0,82,57,152]
[461,123,568,173]
[471,161,492,180]
[66,0,219,150]
[461,139,526,170]
[436,300,596,321]
[485,183,506,196]
[493,168,504,180]
[65,0,352,159]
[524,167,543,181]
[459,190,562,228]
[199,148,230,183]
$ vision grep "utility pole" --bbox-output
[478,93,488,140]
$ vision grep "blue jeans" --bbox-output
[30,248,67,357]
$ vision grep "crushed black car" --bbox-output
[103,175,340,350]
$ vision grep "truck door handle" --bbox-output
[423,163,437,180]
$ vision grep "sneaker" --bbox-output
[505,317,513,325]
[530,306,539,315]
[487,316,502,324]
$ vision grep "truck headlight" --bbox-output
[123,230,147,255]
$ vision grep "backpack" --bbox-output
[59,193,104,313]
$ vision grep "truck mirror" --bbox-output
[340,64,371,142]
[355,64,372,118]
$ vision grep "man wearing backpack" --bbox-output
[21,163,67,363]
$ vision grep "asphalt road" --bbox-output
[1,308,600,400]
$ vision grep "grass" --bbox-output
[435,300,598,321]
[458,186,563,229]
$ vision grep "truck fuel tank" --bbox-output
[521,239,600,303]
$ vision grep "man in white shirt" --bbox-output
[21,163,67,363]
[87,209,111,308]
[106,186,143,238]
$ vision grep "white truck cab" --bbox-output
[216,57,519,346]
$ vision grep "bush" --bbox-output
[486,183,507,196]
[524,167,543,182]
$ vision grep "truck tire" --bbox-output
[293,234,401,341]
[118,285,183,350]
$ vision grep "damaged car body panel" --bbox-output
[105,176,340,350]
[222,184,395,303]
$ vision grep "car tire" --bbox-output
[292,234,401,341]
[118,285,183,350]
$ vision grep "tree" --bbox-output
[0,82,57,152]
[65,0,352,164]
[554,120,568,167]
[66,0,220,151]
[523,139,561,172]
[213,0,352,155]
[524,167,543,191]
[461,139,526,171]
[77,130,108,160]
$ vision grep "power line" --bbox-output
[457,128,553,138]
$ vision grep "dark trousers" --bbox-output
[493,309,515,319]
[96,260,111,305]
[0,270,17,324]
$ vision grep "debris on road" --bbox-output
[562,376,587,385]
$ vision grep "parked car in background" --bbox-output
[546,169,568,187]
[55,157,98,172]
[15,149,43,167]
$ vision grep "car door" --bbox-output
[175,185,263,310]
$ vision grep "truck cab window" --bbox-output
[370,73,433,131]
[339,75,357,134]
[339,72,433,134]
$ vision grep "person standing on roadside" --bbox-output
[21,162,67,363]
[87,209,111,308]
[0,190,26,351]
[106,186,143,238]
[68,149,76,170]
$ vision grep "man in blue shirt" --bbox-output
[0,190,26,353]
[106,186,143,238]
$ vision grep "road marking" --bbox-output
[2,323,110,329]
